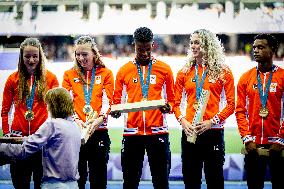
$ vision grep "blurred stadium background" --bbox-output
[0,0,283,188]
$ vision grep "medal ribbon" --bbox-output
[195,63,208,102]
[136,60,153,100]
[26,78,36,111]
[83,67,96,106]
[256,67,273,109]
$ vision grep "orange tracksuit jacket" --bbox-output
[113,58,175,136]
[236,65,284,145]
[1,70,59,136]
[62,66,114,130]
[174,64,235,129]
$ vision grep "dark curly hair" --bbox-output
[254,34,279,53]
[133,27,153,43]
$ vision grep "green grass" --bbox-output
[0,127,243,154]
[109,127,243,154]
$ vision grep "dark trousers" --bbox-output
[121,134,171,189]
[181,130,225,189]
[78,130,110,189]
[10,150,43,189]
[244,148,284,189]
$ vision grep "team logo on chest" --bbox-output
[95,75,101,84]
[150,75,156,84]
[74,78,80,83]
[133,77,138,83]
[209,79,215,83]
[270,83,277,92]
[253,84,258,90]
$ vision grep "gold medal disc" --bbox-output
[83,105,93,115]
[142,98,147,101]
[259,107,269,118]
[25,110,34,121]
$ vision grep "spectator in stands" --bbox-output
[62,35,114,189]
[1,37,59,189]
[0,87,81,189]
[236,34,284,189]
[110,26,175,189]
[174,29,235,189]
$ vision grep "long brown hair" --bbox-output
[17,38,47,104]
[73,35,105,84]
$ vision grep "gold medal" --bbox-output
[259,107,269,118]
[25,110,34,121]
[193,101,199,110]
[83,105,93,115]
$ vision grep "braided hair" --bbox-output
[133,27,153,43]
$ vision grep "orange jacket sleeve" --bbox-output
[62,71,72,92]
[50,74,59,88]
[174,71,185,121]
[235,73,252,143]
[278,85,284,144]
[113,66,125,105]
[1,74,15,135]
[164,65,175,112]
[214,68,235,123]
[101,69,114,116]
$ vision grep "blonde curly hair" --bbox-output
[73,35,105,84]
[17,38,47,104]
[183,29,226,81]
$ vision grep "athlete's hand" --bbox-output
[110,110,122,118]
[194,120,212,135]
[180,118,196,136]
[245,142,257,153]
[88,116,104,136]
[269,143,283,157]
[159,103,171,114]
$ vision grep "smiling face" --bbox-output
[253,39,273,64]
[135,41,153,65]
[23,45,40,75]
[75,43,96,71]
[190,33,202,59]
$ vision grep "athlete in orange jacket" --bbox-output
[113,58,175,136]
[2,71,58,136]
[63,66,113,128]
[174,29,235,189]
[236,34,283,189]
[1,38,58,189]
[174,65,235,129]
[62,35,114,189]
[111,27,174,189]
[236,66,284,145]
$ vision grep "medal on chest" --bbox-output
[25,76,36,121]
[194,64,208,111]
[83,68,96,115]
[256,67,273,118]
